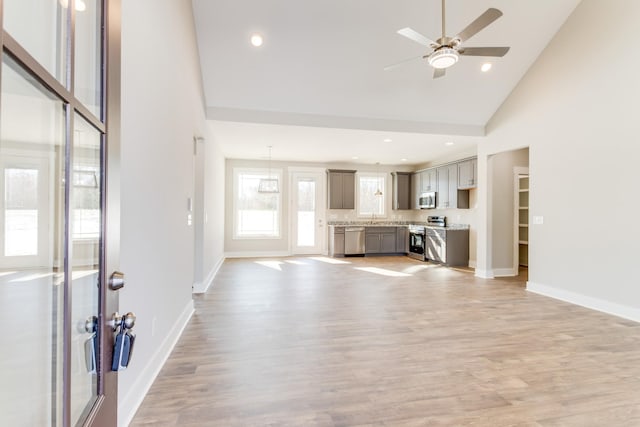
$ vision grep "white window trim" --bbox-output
[357,172,387,218]
[232,167,283,239]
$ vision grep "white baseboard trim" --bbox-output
[468,260,477,269]
[475,269,494,279]
[492,267,518,277]
[225,251,291,258]
[193,255,225,294]
[527,281,640,323]
[118,300,195,427]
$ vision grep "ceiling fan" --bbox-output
[385,0,510,79]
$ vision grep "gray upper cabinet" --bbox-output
[392,172,411,210]
[410,158,475,210]
[458,158,477,189]
[410,173,420,209]
[437,164,469,209]
[422,168,437,192]
[410,169,436,209]
[327,170,356,209]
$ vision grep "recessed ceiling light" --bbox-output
[445,141,454,146]
[481,62,492,72]
[401,158,408,162]
[352,156,359,160]
[250,34,263,47]
[383,138,393,143]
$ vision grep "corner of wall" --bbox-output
[193,254,225,294]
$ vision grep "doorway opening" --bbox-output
[487,147,529,278]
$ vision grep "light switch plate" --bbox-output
[533,216,544,225]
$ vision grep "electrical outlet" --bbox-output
[533,216,544,225]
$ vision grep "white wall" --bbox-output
[119,0,223,424]
[477,0,640,320]
[199,127,226,292]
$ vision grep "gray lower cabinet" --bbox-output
[329,226,345,257]
[365,227,397,254]
[425,228,469,266]
[396,226,408,254]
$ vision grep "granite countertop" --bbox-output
[328,221,469,230]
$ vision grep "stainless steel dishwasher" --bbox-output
[344,227,365,256]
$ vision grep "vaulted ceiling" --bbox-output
[192,0,581,165]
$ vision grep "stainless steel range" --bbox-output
[408,216,447,261]
[408,225,426,260]
[426,215,446,227]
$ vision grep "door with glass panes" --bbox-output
[291,170,326,254]
[0,0,121,426]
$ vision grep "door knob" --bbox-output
[109,271,125,290]
[110,311,136,331]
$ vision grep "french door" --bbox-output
[0,0,121,426]
[290,169,326,255]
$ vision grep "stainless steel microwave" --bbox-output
[418,191,436,209]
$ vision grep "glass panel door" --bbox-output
[291,170,325,254]
[1,0,118,424]
[0,55,66,426]
[297,178,315,247]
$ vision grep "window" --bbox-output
[233,168,282,238]
[358,173,385,217]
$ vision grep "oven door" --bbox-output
[408,231,425,259]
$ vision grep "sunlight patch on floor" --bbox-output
[310,257,351,265]
[255,260,284,271]
[402,264,439,274]
[285,260,307,265]
[354,267,411,277]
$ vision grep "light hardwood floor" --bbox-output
[131,256,640,426]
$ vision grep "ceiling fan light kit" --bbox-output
[428,47,459,69]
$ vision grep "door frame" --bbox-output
[289,167,327,255]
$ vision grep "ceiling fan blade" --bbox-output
[454,8,503,43]
[383,55,425,71]
[459,47,510,57]
[397,27,438,48]
[433,68,446,79]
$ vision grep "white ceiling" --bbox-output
[192,0,581,165]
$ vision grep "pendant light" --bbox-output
[258,145,279,193]
[374,162,383,196]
